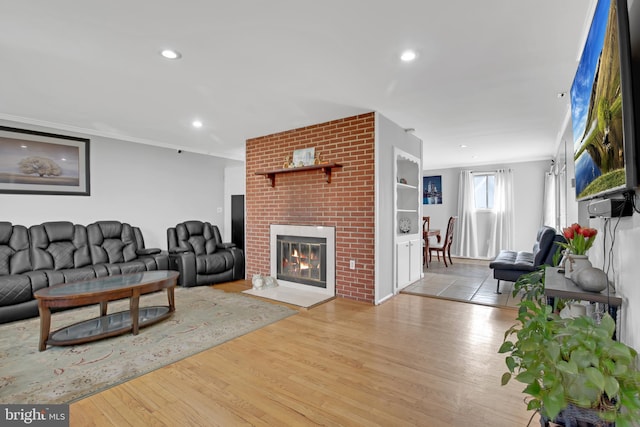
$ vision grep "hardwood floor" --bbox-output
[70,281,538,426]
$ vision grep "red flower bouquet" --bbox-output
[557,223,597,255]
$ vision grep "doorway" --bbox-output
[231,194,245,252]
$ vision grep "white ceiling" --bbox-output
[0,0,595,169]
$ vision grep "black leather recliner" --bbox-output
[87,220,168,275]
[167,221,244,287]
[489,226,565,294]
[30,221,97,287]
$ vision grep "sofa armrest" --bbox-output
[228,247,245,280]
[136,248,161,256]
[169,252,197,287]
[217,242,236,249]
[169,247,190,254]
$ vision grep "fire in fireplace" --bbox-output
[277,235,327,288]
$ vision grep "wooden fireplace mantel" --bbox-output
[255,163,342,187]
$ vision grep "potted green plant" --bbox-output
[499,270,640,427]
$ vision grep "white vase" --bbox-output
[566,254,592,282]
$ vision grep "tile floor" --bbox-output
[402,256,521,309]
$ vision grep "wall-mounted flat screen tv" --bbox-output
[570,0,637,201]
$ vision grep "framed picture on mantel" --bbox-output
[292,147,315,167]
[0,126,90,196]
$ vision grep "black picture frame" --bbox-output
[0,126,90,196]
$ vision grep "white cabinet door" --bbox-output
[409,238,422,282]
[396,241,411,289]
[397,238,421,290]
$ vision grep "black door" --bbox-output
[231,195,245,252]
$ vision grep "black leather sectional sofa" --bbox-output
[0,220,169,324]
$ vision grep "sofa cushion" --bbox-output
[30,222,92,271]
[196,252,234,275]
[0,223,31,276]
[532,226,558,266]
[0,275,32,307]
[100,261,148,276]
[489,250,535,271]
[175,221,221,256]
[88,221,138,264]
[44,267,97,287]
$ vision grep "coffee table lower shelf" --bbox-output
[47,306,172,347]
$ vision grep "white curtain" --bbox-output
[543,170,557,228]
[487,168,515,258]
[456,170,479,258]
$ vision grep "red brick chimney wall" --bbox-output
[245,112,375,303]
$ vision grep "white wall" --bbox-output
[0,121,243,249]
[586,203,640,356]
[375,112,422,304]
[423,159,551,257]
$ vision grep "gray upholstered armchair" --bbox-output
[167,221,245,287]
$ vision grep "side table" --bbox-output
[544,266,622,337]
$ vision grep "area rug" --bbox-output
[0,287,296,404]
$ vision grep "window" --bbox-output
[473,173,495,209]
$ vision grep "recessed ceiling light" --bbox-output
[400,50,417,62]
[192,120,203,128]
[460,144,468,148]
[160,49,182,60]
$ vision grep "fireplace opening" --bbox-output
[276,235,327,288]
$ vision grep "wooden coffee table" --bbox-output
[34,270,178,351]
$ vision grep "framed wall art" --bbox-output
[423,175,442,205]
[0,126,90,196]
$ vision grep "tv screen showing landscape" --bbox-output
[571,0,628,200]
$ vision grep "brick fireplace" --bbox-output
[245,112,375,303]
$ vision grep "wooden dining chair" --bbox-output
[429,216,457,267]
[422,216,431,266]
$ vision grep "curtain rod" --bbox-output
[470,168,512,174]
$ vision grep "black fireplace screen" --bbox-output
[276,235,327,288]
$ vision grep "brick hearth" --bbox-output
[245,112,375,303]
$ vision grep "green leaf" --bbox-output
[515,370,537,385]
[601,313,616,336]
[526,398,541,411]
[501,372,511,386]
[541,385,565,421]
[571,348,595,369]
[603,375,619,398]
[505,356,516,372]
[545,340,560,362]
[498,341,513,354]
[584,367,605,391]
[556,360,578,375]
[610,342,634,362]
[616,419,632,427]
[523,381,541,397]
